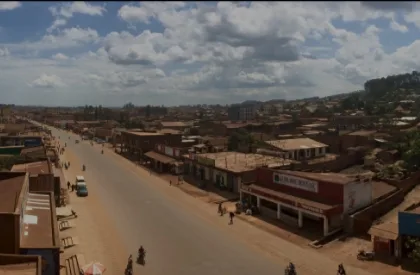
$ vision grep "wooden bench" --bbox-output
[59,220,76,231]
[61,236,80,249]
[65,254,86,275]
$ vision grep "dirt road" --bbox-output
[52,126,376,275]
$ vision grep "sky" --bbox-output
[1,1,420,107]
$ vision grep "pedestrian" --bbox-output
[169,180,172,186]
[218,203,223,216]
[71,184,75,192]
[229,211,235,225]
[67,181,70,190]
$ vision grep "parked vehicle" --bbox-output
[76,182,88,197]
[75,176,88,197]
[357,250,374,261]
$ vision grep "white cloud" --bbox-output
[0,47,10,57]
[0,2,21,11]
[47,2,106,32]
[30,74,66,89]
[47,19,67,33]
[52,53,69,60]
[390,19,408,32]
[49,2,106,18]
[2,2,420,105]
[404,10,420,29]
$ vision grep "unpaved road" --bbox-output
[49,125,376,275]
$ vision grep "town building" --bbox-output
[241,168,374,236]
[263,138,328,160]
[228,104,256,121]
[398,204,420,261]
[330,115,379,131]
[0,172,60,274]
[11,160,62,207]
[0,135,43,148]
[0,254,42,275]
[144,143,189,174]
[120,130,183,159]
[183,152,294,193]
[262,103,283,115]
[159,121,189,131]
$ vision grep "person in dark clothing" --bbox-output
[218,203,225,216]
[67,181,71,190]
[229,211,234,224]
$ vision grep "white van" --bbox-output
[75,175,85,185]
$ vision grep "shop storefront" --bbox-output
[240,184,342,236]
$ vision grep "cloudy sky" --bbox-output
[1,1,420,106]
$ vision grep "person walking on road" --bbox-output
[169,180,172,186]
[229,211,235,225]
[218,203,223,216]
[67,181,70,190]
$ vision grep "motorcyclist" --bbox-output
[128,254,133,268]
[138,246,145,257]
[287,262,296,275]
[338,263,346,275]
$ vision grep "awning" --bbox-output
[241,184,342,215]
[144,151,176,164]
[368,223,398,240]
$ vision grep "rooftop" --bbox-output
[0,172,27,213]
[249,184,338,211]
[11,160,51,175]
[347,130,377,136]
[266,138,328,151]
[194,152,295,173]
[275,170,372,185]
[0,263,37,275]
[20,192,58,249]
[124,130,181,136]
[160,121,188,127]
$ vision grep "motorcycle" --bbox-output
[137,253,145,265]
[285,264,296,275]
[357,249,374,261]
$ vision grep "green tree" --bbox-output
[405,236,420,262]
[227,129,254,152]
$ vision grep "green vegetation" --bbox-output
[227,129,266,152]
[405,236,420,262]
[392,131,420,172]
[339,71,420,115]
[228,129,253,151]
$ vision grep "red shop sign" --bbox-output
[296,203,324,215]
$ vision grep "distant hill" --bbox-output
[364,71,420,100]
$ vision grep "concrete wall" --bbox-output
[0,214,19,254]
[292,154,361,172]
[351,190,404,235]
[312,134,375,154]
[0,253,41,275]
[29,174,55,193]
[256,168,344,205]
[343,180,373,214]
[122,132,183,153]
